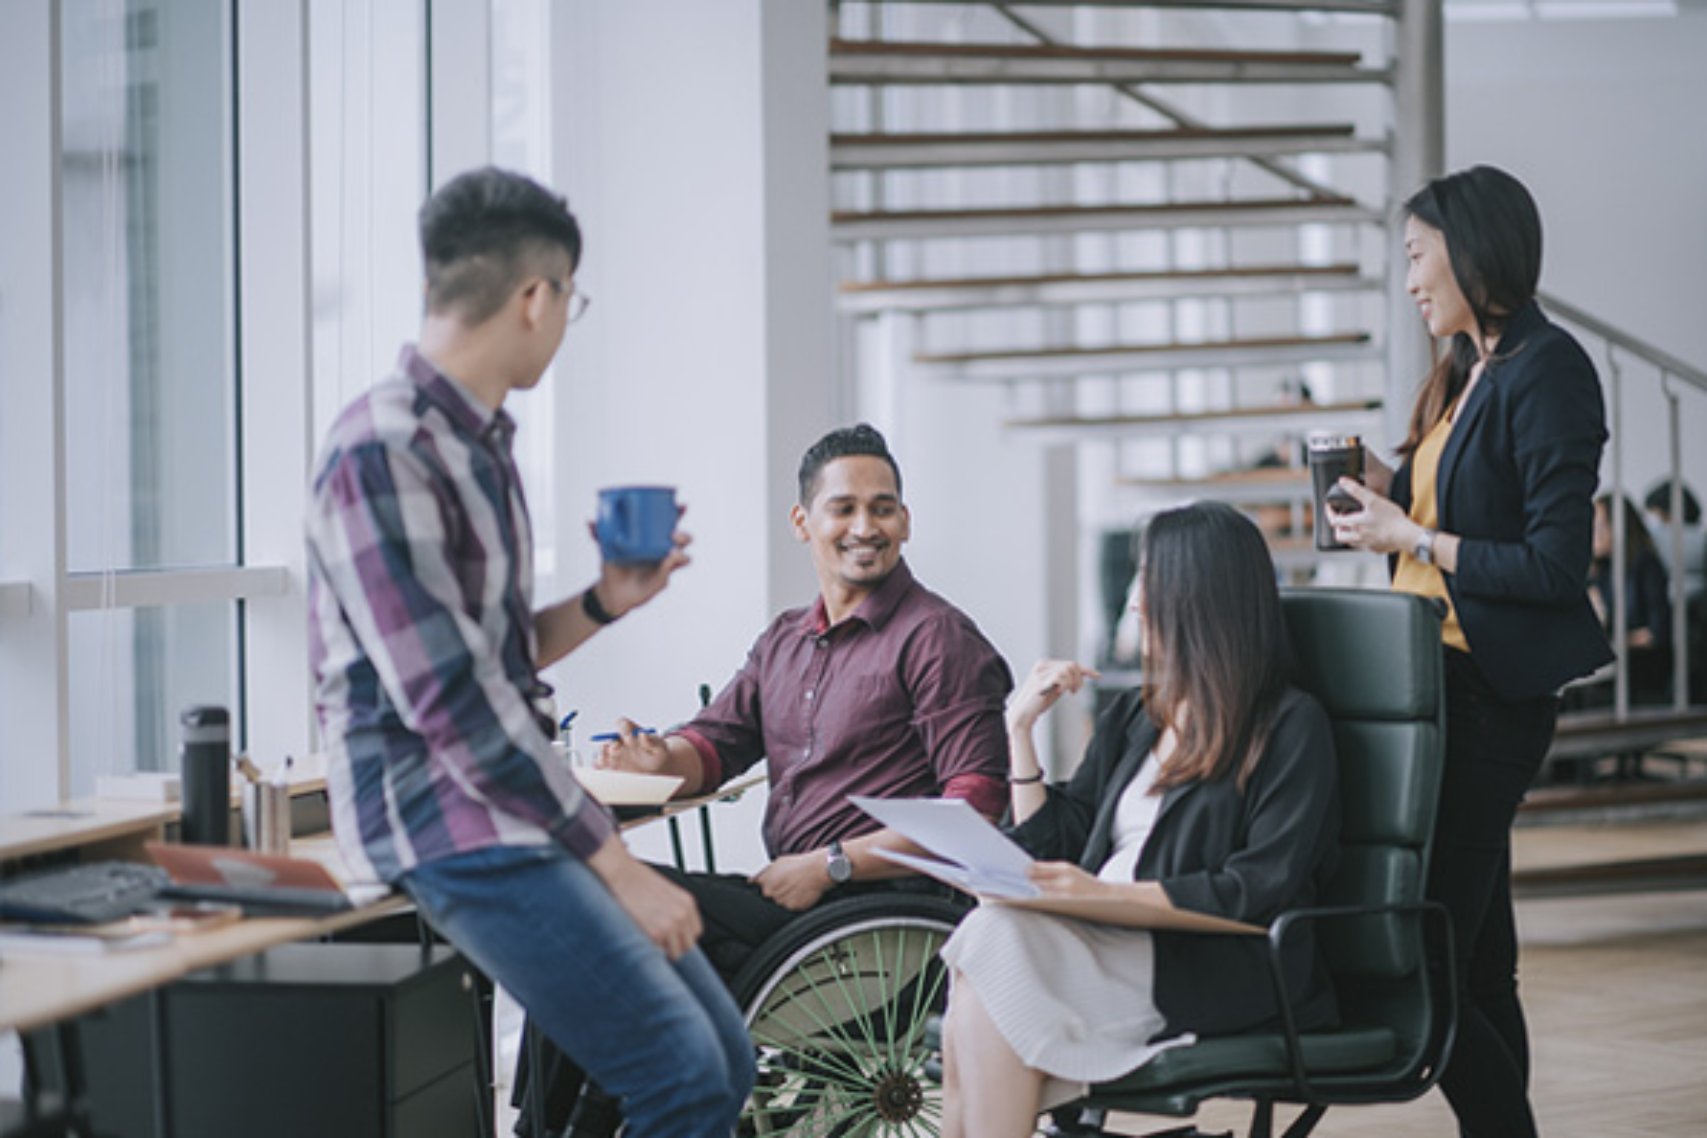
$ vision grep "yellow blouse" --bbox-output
[1392,409,1470,653]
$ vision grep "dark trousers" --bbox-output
[1430,649,1559,1138]
[513,867,944,1135]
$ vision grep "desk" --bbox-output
[0,776,766,1037]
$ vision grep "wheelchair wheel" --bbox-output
[732,892,968,1137]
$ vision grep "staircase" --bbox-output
[827,0,1440,671]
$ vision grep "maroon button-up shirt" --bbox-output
[677,561,1013,858]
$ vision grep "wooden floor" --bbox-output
[1111,816,1707,1138]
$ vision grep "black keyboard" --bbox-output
[0,860,169,925]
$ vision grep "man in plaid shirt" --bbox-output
[306,167,752,1138]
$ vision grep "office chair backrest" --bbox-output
[1281,589,1445,1039]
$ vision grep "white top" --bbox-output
[1096,753,1162,884]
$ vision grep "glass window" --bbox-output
[61,0,236,574]
[60,0,238,788]
[69,602,238,793]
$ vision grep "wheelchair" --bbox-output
[728,888,971,1137]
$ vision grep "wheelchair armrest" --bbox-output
[1257,899,1457,1104]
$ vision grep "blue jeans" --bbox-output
[401,843,753,1138]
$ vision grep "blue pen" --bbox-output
[590,728,658,742]
[559,711,578,739]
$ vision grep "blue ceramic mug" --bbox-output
[595,485,678,564]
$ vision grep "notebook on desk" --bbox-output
[145,842,353,916]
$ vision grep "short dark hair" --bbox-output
[419,167,583,325]
[1597,492,1657,566]
[797,424,903,505]
[1138,500,1293,793]
[1643,478,1702,526]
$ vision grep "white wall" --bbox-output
[1444,9,1707,501]
[541,1,832,871]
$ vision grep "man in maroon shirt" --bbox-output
[604,422,1014,972]
[522,425,1013,1137]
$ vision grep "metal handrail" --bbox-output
[1539,292,1706,717]
[1540,290,1707,394]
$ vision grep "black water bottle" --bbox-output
[180,705,232,846]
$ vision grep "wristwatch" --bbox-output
[825,841,853,886]
[1412,528,1438,567]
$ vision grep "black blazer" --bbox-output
[1392,300,1613,701]
[1010,687,1340,1040]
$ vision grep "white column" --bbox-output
[238,1,316,764]
[0,0,72,809]
[1386,0,1444,450]
[543,1,832,870]
[428,0,492,186]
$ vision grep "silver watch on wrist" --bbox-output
[825,841,853,885]
[1412,527,1438,566]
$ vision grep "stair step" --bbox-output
[1005,397,1382,441]
[837,263,1374,314]
[1511,853,1707,900]
[829,39,1386,87]
[1119,468,1313,504]
[833,196,1380,242]
[1545,708,1707,763]
[869,0,1399,14]
[830,124,1380,170]
[917,332,1375,381]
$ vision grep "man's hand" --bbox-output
[598,717,676,775]
[586,834,702,959]
[752,851,833,912]
[591,523,693,619]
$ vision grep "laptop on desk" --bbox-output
[145,842,355,916]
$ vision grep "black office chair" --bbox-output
[1056,587,1456,1138]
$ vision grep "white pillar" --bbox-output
[1387,0,1444,451]
[238,0,316,766]
[0,0,72,809]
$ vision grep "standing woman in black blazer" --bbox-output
[1329,165,1611,1137]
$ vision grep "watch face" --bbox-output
[826,844,853,884]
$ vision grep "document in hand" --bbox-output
[850,796,1040,898]
[850,796,1263,935]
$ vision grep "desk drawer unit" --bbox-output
[63,942,482,1138]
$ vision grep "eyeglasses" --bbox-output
[546,277,591,324]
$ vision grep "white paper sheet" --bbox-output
[851,795,1039,897]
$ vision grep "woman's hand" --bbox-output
[1027,861,1112,900]
[1007,659,1100,733]
[1327,478,1427,557]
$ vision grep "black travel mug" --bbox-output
[180,705,233,846]
[1307,432,1366,552]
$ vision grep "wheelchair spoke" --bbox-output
[823,930,889,1063]
[750,1026,878,1093]
[743,913,958,1137]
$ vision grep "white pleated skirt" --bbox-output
[939,902,1193,1107]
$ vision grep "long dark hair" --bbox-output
[1139,501,1294,792]
[1398,165,1543,458]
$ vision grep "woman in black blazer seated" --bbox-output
[938,501,1340,1138]
[1328,165,1611,1138]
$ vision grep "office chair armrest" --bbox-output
[1257,899,1457,1105]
